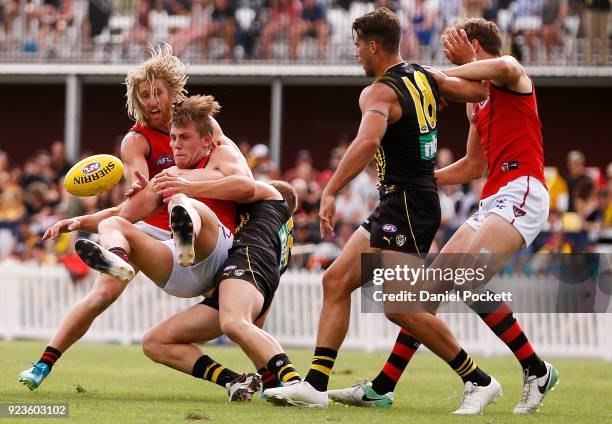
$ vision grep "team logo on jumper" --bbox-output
[155,155,174,167]
[395,234,406,247]
[82,162,101,174]
[224,265,237,272]
[513,206,526,217]
[501,161,519,172]
[382,224,397,233]
[234,269,245,277]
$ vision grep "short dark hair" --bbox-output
[268,180,298,213]
[455,18,502,56]
[352,7,400,54]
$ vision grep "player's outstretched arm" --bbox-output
[435,104,486,185]
[424,66,487,103]
[444,56,527,91]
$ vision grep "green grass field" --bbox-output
[1,340,611,423]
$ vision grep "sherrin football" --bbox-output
[64,154,125,197]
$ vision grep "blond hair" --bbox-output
[125,43,188,123]
[172,95,221,136]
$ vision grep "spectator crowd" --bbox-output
[0,0,609,64]
[0,138,610,275]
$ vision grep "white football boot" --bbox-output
[513,362,559,414]
[264,380,328,407]
[451,376,502,415]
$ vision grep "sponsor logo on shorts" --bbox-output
[513,205,526,217]
[395,234,406,247]
[494,198,507,210]
[82,162,101,174]
[382,235,393,245]
[382,224,397,233]
[224,265,237,272]
[234,269,245,277]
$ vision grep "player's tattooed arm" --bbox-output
[319,84,393,237]
[366,109,388,120]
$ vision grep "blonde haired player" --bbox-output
[18,44,195,390]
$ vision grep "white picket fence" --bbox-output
[1,262,610,360]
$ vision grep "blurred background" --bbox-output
[0,0,610,356]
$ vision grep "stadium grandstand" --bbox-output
[0,3,611,421]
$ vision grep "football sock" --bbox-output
[304,347,337,392]
[258,367,282,390]
[371,328,421,394]
[38,346,62,370]
[108,247,130,263]
[473,296,547,377]
[266,353,300,384]
[448,348,491,386]
[192,355,240,388]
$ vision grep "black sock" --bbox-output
[108,246,129,263]
[266,353,300,384]
[258,367,282,389]
[38,346,62,370]
[192,355,240,388]
[304,347,337,392]
[448,349,491,386]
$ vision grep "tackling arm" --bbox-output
[153,145,256,202]
[425,66,487,103]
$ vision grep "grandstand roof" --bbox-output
[0,63,611,86]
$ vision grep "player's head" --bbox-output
[352,7,401,77]
[125,43,188,129]
[170,95,220,168]
[269,180,298,213]
[454,18,502,59]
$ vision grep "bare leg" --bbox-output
[142,304,223,373]
[218,279,283,369]
[98,216,174,284]
[48,273,129,352]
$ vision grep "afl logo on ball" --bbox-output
[82,162,101,174]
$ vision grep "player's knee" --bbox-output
[322,267,352,299]
[141,330,164,362]
[220,317,251,343]
[384,312,407,327]
[99,216,130,233]
[87,285,121,313]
